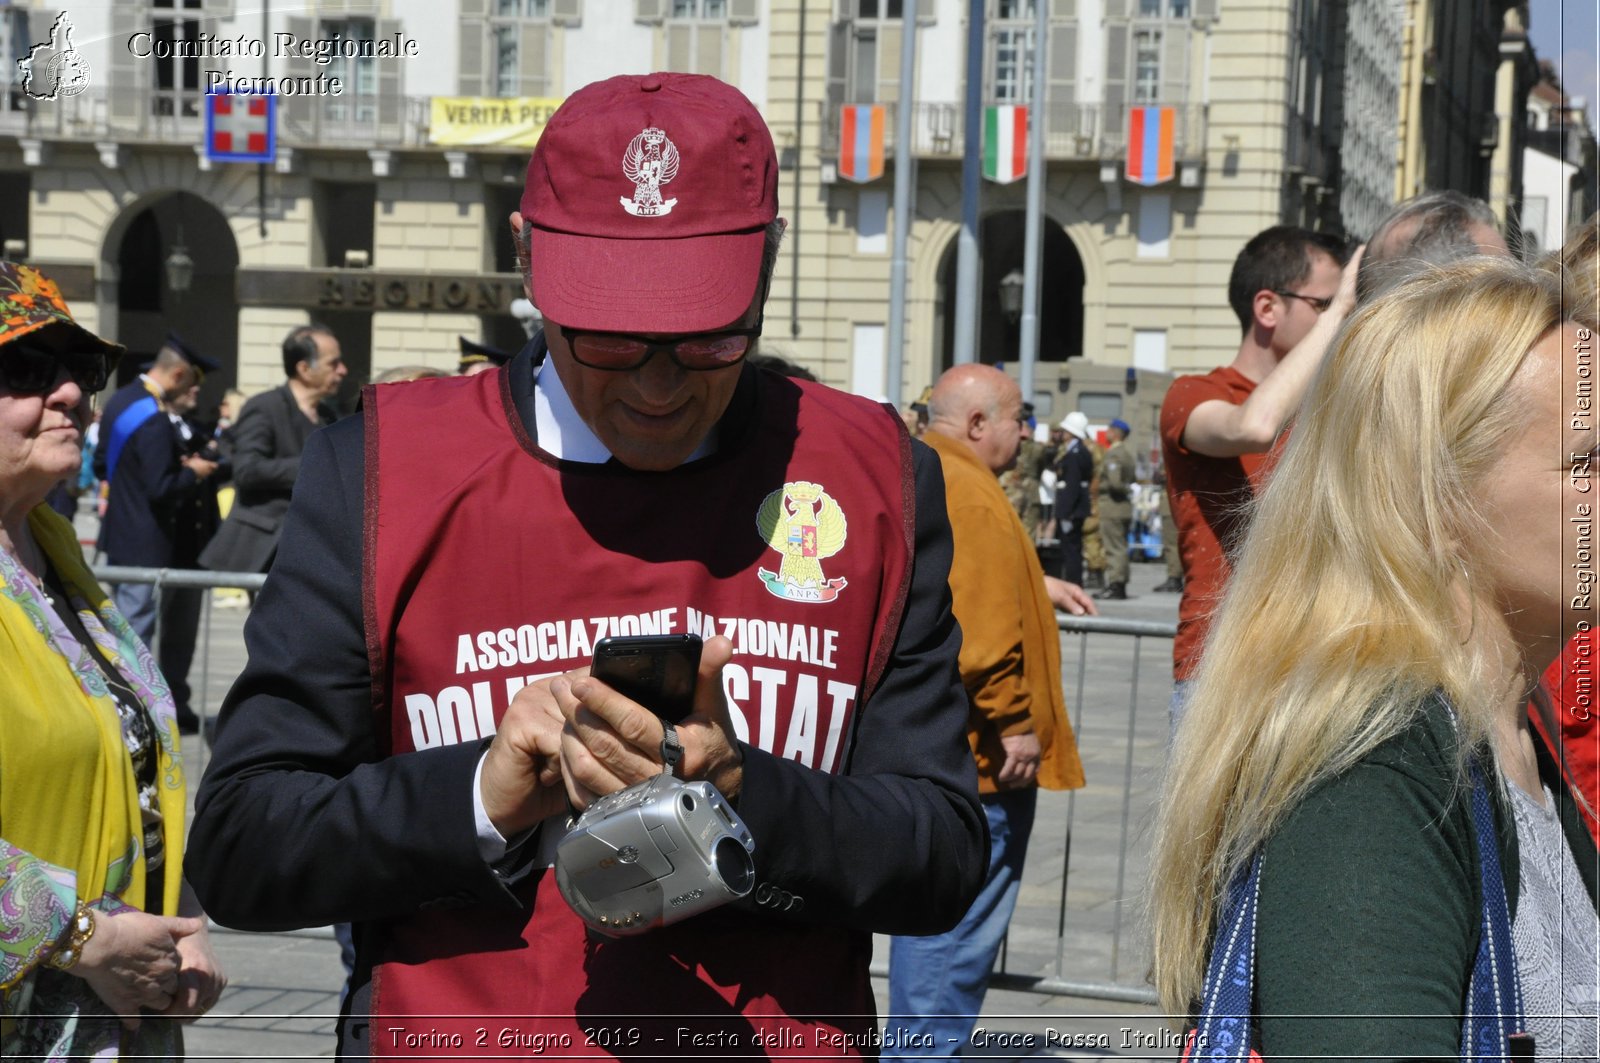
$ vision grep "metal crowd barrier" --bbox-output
[95,566,1175,1005]
[868,614,1176,1006]
[90,564,263,754]
[1017,614,1173,1005]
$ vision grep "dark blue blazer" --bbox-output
[98,401,203,567]
[94,379,157,483]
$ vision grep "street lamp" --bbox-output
[164,234,194,296]
[998,268,1026,324]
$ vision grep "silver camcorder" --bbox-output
[554,773,756,937]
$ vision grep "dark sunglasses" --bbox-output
[1273,289,1333,314]
[557,316,763,372]
[0,342,112,395]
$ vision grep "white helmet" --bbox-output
[1058,411,1090,440]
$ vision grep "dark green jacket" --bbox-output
[1254,695,1598,1060]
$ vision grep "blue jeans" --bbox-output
[884,788,1037,1058]
[113,582,157,647]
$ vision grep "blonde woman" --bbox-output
[1149,257,1598,1059]
[1531,215,1600,842]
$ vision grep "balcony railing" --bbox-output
[0,86,437,150]
[2,84,1208,170]
[818,100,1208,166]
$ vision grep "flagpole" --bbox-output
[952,0,983,366]
[1017,0,1048,402]
[885,0,919,405]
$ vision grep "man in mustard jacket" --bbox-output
[885,364,1090,1056]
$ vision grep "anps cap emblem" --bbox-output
[620,126,680,218]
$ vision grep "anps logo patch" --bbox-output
[755,481,848,604]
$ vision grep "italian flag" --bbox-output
[983,105,1028,184]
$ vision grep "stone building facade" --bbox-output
[0,0,1424,444]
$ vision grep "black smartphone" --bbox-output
[590,634,703,724]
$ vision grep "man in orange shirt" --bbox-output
[1159,227,1358,729]
[885,364,1091,1056]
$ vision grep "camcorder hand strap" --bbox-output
[660,721,684,778]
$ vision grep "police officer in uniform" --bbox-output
[1093,418,1135,600]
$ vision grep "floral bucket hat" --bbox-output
[0,261,123,356]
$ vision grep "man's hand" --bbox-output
[157,918,226,1022]
[479,675,572,836]
[1330,243,1364,318]
[71,909,189,1031]
[997,732,1041,788]
[155,881,227,1023]
[1043,575,1097,616]
[182,455,219,480]
[554,635,745,811]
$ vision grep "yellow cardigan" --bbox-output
[1,506,186,1057]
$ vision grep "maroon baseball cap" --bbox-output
[521,72,778,334]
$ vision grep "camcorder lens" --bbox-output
[713,836,755,896]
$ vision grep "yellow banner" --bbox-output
[428,96,564,148]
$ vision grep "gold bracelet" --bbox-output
[46,902,95,971]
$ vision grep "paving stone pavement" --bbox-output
[151,551,1184,1061]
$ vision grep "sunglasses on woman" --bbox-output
[0,341,111,395]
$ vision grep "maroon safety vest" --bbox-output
[362,366,914,1058]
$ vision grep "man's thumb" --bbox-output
[165,915,205,939]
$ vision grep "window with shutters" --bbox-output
[485,0,550,97]
[665,0,727,78]
[1133,28,1160,102]
[990,0,1036,104]
[1107,0,1190,124]
[834,1,903,105]
[151,0,204,117]
[984,2,1081,145]
[824,0,907,157]
[324,18,378,125]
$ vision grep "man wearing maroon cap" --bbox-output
[189,73,984,1059]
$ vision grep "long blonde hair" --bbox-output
[1148,257,1565,1015]
[1541,210,1599,329]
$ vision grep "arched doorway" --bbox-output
[109,192,240,415]
[937,211,1085,371]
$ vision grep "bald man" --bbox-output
[1356,190,1509,304]
[884,364,1091,1057]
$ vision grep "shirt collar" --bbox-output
[138,374,168,410]
[532,355,717,465]
[532,356,612,463]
